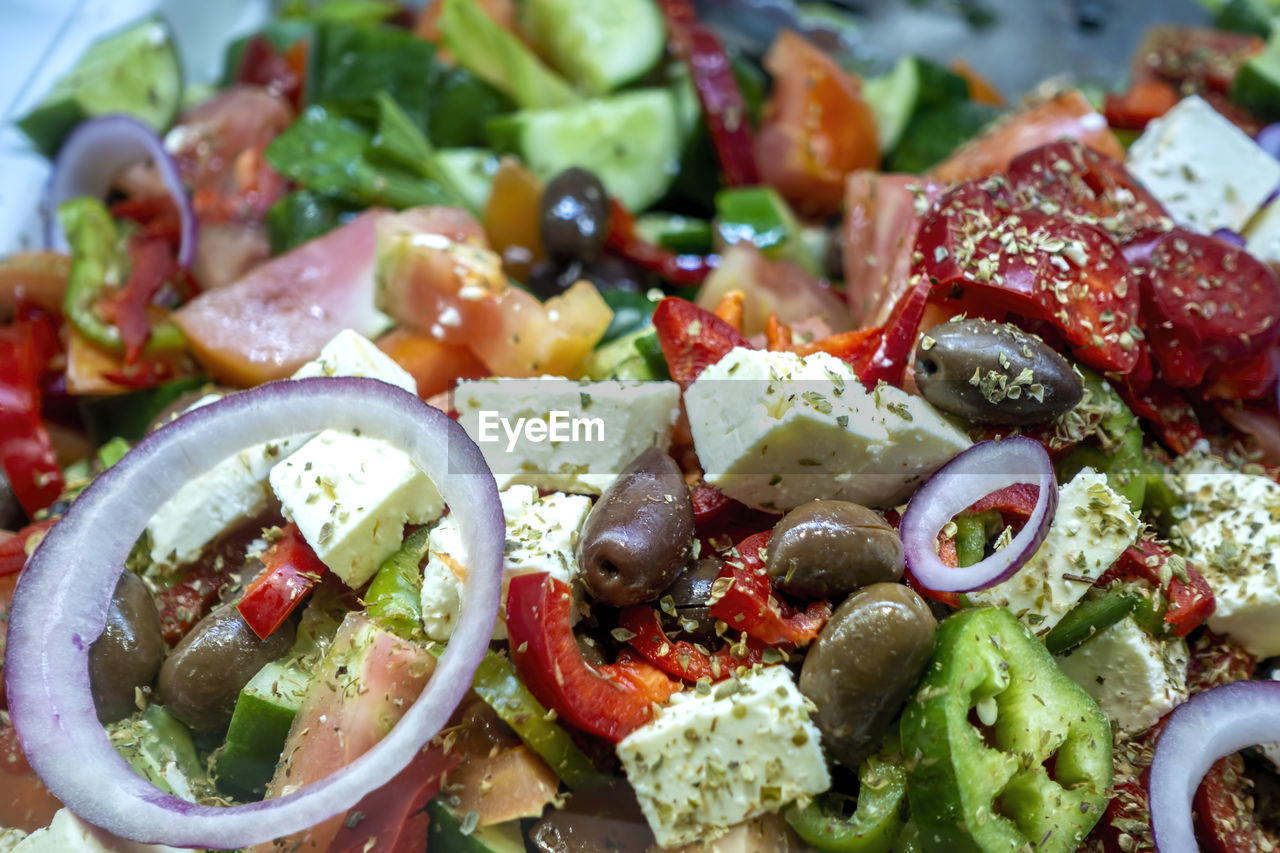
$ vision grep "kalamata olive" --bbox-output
[766,501,904,600]
[799,583,936,768]
[540,167,610,265]
[0,468,24,531]
[525,256,644,300]
[88,572,165,723]
[579,447,694,607]
[660,557,729,644]
[914,318,1083,425]
[157,603,293,733]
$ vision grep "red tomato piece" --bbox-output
[1097,539,1215,638]
[1007,139,1170,243]
[1202,347,1280,401]
[0,519,54,578]
[506,572,678,743]
[616,605,768,684]
[917,178,1141,374]
[0,314,64,516]
[1103,79,1180,131]
[755,30,879,218]
[652,297,752,390]
[237,523,328,641]
[325,744,457,853]
[707,531,830,647]
[1193,754,1275,853]
[1139,229,1280,372]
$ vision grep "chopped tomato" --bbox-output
[174,210,397,386]
[1133,26,1264,96]
[754,30,879,217]
[326,745,457,853]
[1193,754,1276,853]
[928,89,1124,184]
[506,572,678,743]
[1098,538,1214,638]
[0,313,64,516]
[375,328,489,398]
[1103,79,1180,131]
[234,35,305,109]
[652,296,751,389]
[1201,347,1280,401]
[0,252,69,321]
[617,604,768,683]
[950,59,1005,106]
[446,745,560,826]
[1007,139,1170,243]
[237,524,328,641]
[708,531,830,647]
[467,279,613,377]
[694,245,851,337]
[483,158,545,282]
[916,178,1141,374]
[0,716,62,832]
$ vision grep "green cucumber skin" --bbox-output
[522,0,666,95]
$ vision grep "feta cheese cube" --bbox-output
[290,328,417,394]
[12,809,185,853]
[1174,456,1280,657]
[1126,95,1280,233]
[1055,616,1189,735]
[454,377,681,495]
[616,666,830,848]
[968,468,1142,632]
[419,485,591,641]
[269,430,444,587]
[1245,197,1280,265]
[684,348,970,511]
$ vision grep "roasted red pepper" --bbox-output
[0,519,55,578]
[708,531,830,647]
[617,604,767,683]
[237,523,328,640]
[506,572,678,742]
[605,201,719,286]
[154,562,234,646]
[100,237,178,364]
[235,35,307,109]
[651,296,750,389]
[1097,538,1214,638]
[657,0,758,187]
[0,313,64,517]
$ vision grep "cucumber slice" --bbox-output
[435,148,501,213]
[426,799,527,852]
[214,660,312,796]
[487,88,686,211]
[17,16,182,158]
[635,213,714,254]
[863,56,970,154]
[522,0,665,95]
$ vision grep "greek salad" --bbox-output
[5,0,1280,851]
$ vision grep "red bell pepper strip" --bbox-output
[1103,79,1180,131]
[708,531,830,647]
[237,523,328,640]
[656,0,759,187]
[0,519,56,578]
[616,604,768,684]
[236,35,306,110]
[0,313,64,517]
[605,200,719,286]
[1097,538,1214,639]
[651,296,751,389]
[326,744,457,853]
[856,275,933,387]
[506,572,679,743]
[154,561,236,646]
[100,237,178,364]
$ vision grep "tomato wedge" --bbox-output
[652,296,751,389]
[916,178,1141,374]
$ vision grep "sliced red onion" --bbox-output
[46,115,197,268]
[899,436,1057,593]
[1256,122,1280,159]
[1211,227,1246,248]
[1150,680,1280,853]
[4,377,503,849]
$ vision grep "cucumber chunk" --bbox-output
[522,0,666,95]
[18,15,182,157]
[863,56,971,154]
[436,148,501,212]
[487,88,686,211]
[427,799,527,852]
[214,660,312,795]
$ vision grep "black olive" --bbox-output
[88,572,165,723]
[766,501,904,600]
[540,167,610,265]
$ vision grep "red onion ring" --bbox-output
[1150,680,1280,853]
[4,377,503,849]
[46,115,197,268]
[899,436,1057,593]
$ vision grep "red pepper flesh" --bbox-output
[651,296,751,389]
[708,531,830,647]
[0,313,64,517]
[605,200,719,286]
[1097,538,1215,638]
[237,523,328,640]
[0,519,56,578]
[617,604,767,683]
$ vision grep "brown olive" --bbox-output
[540,167,610,265]
[88,572,165,723]
[766,501,904,600]
[659,557,724,644]
[579,447,694,607]
[157,603,293,733]
[914,318,1083,425]
[528,778,653,853]
[799,583,936,768]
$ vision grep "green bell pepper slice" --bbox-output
[1043,588,1141,656]
[364,526,432,639]
[58,197,185,353]
[785,740,907,853]
[900,607,1112,853]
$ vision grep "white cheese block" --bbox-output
[269,429,444,587]
[1175,456,1280,657]
[1126,94,1280,233]
[617,666,830,848]
[419,485,591,641]
[968,468,1142,632]
[290,327,417,394]
[454,377,681,495]
[684,347,970,511]
[1055,616,1189,735]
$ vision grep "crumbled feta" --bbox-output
[419,486,591,641]
[683,348,970,511]
[1126,95,1280,233]
[1055,616,1189,735]
[968,468,1142,632]
[1174,456,1280,657]
[617,666,830,848]
[269,429,443,587]
[454,377,681,495]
